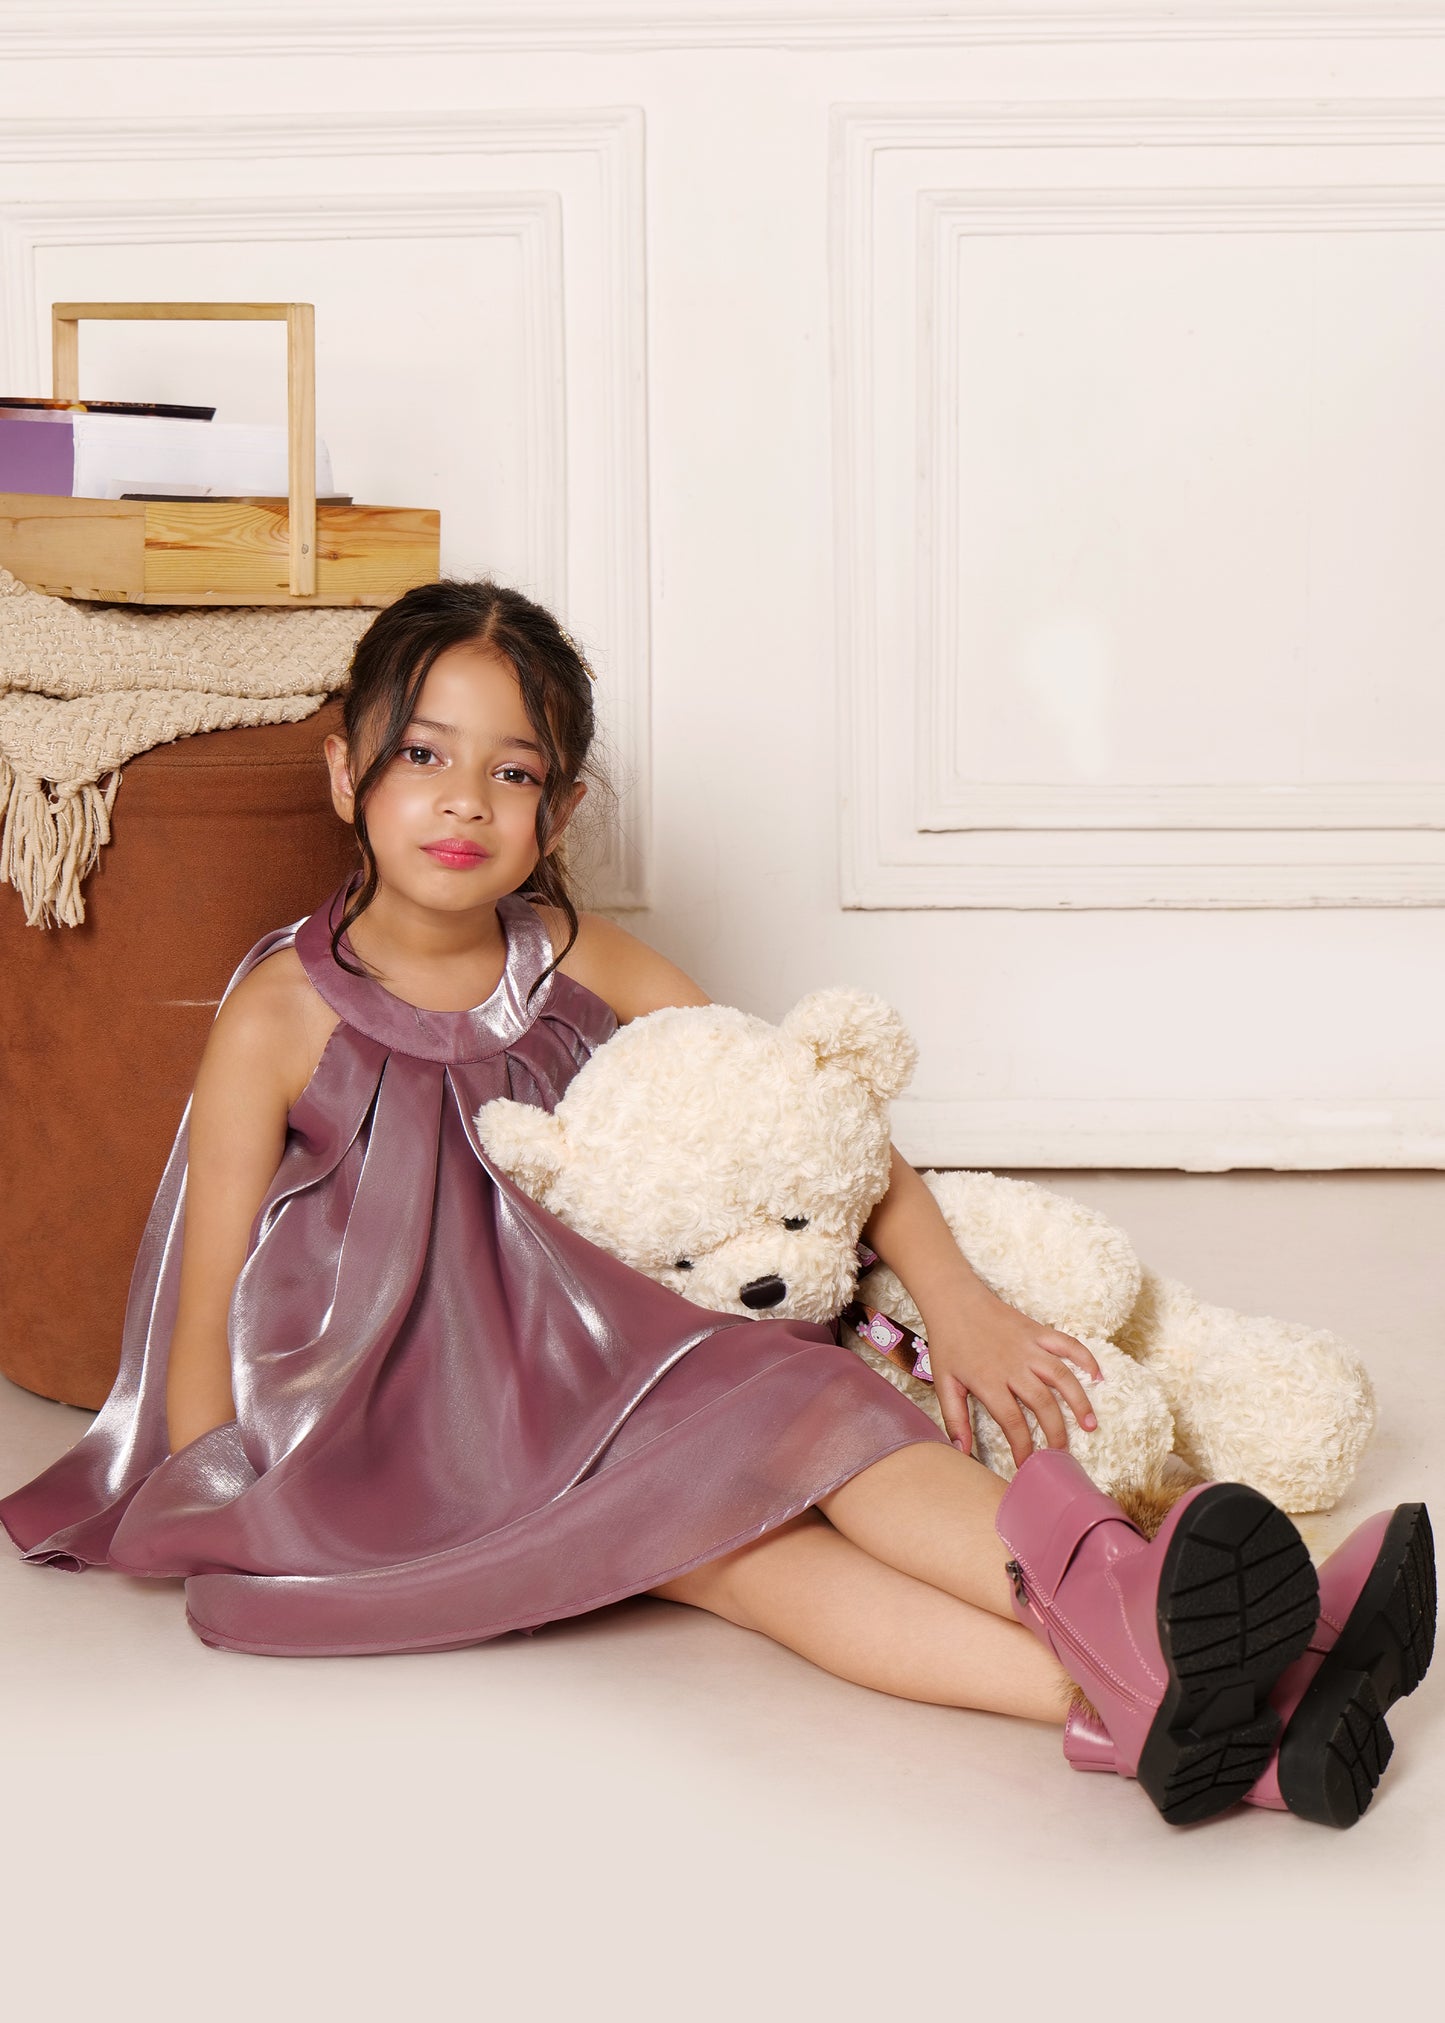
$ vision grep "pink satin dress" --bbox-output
[0,872,949,1656]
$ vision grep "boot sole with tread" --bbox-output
[1275,1502,1436,1828]
[1135,1482,1319,1825]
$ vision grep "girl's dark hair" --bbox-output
[329,578,597,999]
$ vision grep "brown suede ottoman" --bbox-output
[0,697,357,1409]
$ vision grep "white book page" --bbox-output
[70,415,334,498]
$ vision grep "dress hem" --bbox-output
[182,1421,943,1659]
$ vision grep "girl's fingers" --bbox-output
[1043,1331,1102,1383]
[1016,1381,1070,1453]
[987,1393,1036,1470]
[937,1372,973,1455]
[1040,1360,1099,1433]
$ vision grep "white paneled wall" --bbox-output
[834,100,1445,908]
[3,4,1443,1168]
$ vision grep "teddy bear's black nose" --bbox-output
[739,1275,787,1310]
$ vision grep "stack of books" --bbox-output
[0,397,338,501]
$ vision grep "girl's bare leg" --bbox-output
[813,1441,1028,1619]
[649,1507,1070,1723]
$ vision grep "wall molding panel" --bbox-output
[0,111,653,908]
[916,184,1445,838]
[833,98,1445,908]
[4,6,1445,59]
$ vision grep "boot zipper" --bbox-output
[1005,1555,1148,1707]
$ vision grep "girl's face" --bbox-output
[324,641,582,913]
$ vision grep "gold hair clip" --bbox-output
[558,624,598,681]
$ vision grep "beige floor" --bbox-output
[3,1170,1442,2022]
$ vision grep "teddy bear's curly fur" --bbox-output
[476,989,1375,1514]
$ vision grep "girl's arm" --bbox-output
[165,962,301,1454]
[861,1148,1102,1465]
[552,912,711,1022]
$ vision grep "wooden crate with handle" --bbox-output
[0,301,440,606]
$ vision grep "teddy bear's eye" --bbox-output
[673,1258,694,1271]
[782,1216,809,1231]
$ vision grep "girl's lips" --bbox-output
[422,843,490,866]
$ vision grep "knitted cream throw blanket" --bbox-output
[0,567,370,927]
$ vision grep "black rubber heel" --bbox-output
[1277,1668,1392,1828]
[1276,1503,1435,1828]
[1136,1483,1319,1826]
[1357,1503,1437,1708]
[1149,1714,1282,1825]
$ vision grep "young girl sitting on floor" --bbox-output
[2,579,1432,1831]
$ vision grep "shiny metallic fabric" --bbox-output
[0,872,949,1656]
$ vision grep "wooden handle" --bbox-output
[51,300,318,597]
[284,306,316,597]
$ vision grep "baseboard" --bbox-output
[890,1097,1445,1172]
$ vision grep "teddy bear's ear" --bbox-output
[780,989,918,1102]
[473,1098,569,1200]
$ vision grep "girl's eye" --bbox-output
[673,1259,694,1271]
[782,1216,809,1231]
[496,765,542,787]
[400,744,436,766]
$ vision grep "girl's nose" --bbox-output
[442,773,493,819]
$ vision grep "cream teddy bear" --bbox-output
[475,990,1374,1513]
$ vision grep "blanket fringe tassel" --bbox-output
[0,754,123,928]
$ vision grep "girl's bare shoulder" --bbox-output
[207,944,341,1112]
[530,904,710,1024]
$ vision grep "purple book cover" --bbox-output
[0,415,76,495]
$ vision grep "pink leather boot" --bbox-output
[996,1448,1319,1825]
[1062,1502,1436,1828]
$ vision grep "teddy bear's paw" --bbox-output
[966,1336,1175,1503]
[475,1098,568,1202]
[917,1171,1142,1340]
[1123,1271,1377,1513]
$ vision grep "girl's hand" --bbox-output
[923,1288,1103,1468]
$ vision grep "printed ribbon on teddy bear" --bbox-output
[840,1241,934,1385]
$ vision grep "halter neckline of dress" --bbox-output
[292,869,560,1066]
